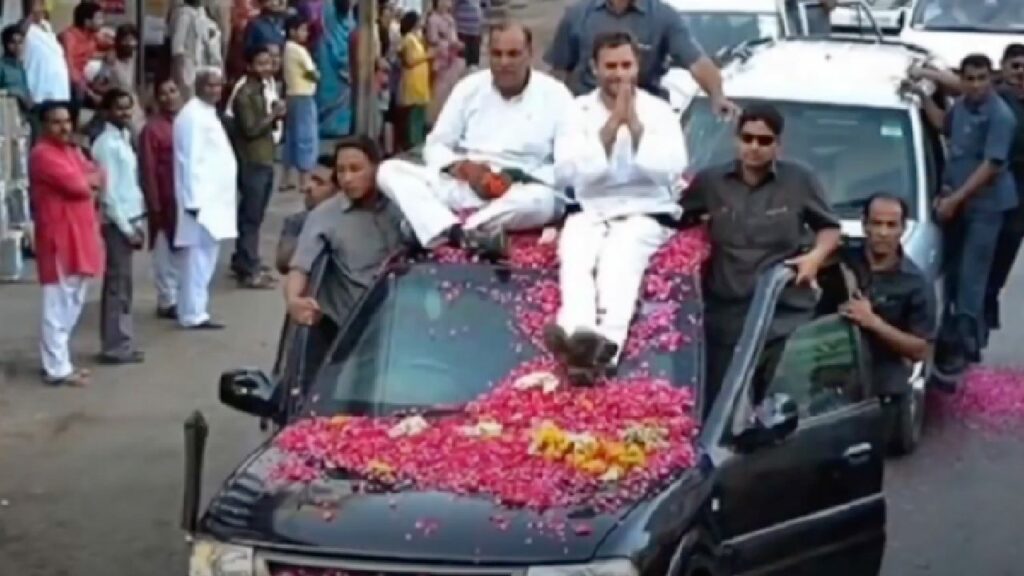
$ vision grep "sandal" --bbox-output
[44,368,90,387]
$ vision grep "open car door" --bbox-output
[711,266,886,575]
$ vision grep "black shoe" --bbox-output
[186,320,225,331]
[96,350,145,365]
[156,305,178,320]
[543,324,573,364]
[566,329,619,386]
[463,228,508,260]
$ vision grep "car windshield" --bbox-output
[678,12,780,56]
[306,264,701,417]
[682,98,919,218]
[911,0,1024,32]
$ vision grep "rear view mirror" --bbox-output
[735,393,799,451]
[219,368,277,418]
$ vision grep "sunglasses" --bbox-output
[739,133,776,146]
[1007,61,1024,71]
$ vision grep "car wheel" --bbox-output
[889,387,925,456]
[682,554,723,576]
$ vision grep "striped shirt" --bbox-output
[454,0,483,36]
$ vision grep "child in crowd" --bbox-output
[276,156,336,275]
[398,10,432,150]
[283,14,320,194]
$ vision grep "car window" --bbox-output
[764,314,865,418]
[911,0,1024,32]
[677,12,779,57]
[684,98,919,219]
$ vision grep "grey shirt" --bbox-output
[682,160,840,341]
[545,0,704,96]
[291,193,405,325]
[943,90,1019,214]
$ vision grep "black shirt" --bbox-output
[997,84,1024,191]
[682,160,840,340]
[842,246,936,395]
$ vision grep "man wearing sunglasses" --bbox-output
[913,54,1017,375]
[680,104,841,415]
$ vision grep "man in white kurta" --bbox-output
[173,67,237,329]
[22,1,70,105]
[546,32,688,382]
[377,23,574,254]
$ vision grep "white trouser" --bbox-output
[176,230,220,327]
[40,274,90,379]
[377,159,558,246]
[152,232,179,309]
[556,212,672,358]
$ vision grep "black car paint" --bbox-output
[200,262,886,575]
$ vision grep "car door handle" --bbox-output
[842,443,873,466]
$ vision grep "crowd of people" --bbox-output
[8,0,1024,411]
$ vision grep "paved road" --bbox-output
[2,2,1024,574]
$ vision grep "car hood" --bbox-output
[201,444,636,564]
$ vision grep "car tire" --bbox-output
[889,387,925,456]
[682,554,723,576]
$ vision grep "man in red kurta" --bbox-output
[59,1,103,112]
[139,77,183,319]
[30,100,105,386]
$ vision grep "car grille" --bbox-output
[258,553,520,576]
[268,567,511,576]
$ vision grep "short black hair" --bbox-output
[1,24,22,54]
[286,13,308,34]
[317,153,334,168]
[73,1,102,28]
[1003,43,1024,62]
[863,192,909,223]
[100,87,132,111]
[487,20,532,49]
[399,11,420,36]
[591,30,638,62]
[115,23,138,44]
[246,43,272,63]
[736,103,785,137]
[37,99,72,122]
[960,53,993,74]
[334,135,382,166]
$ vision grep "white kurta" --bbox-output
[173,97,237,327]
[23,21,70,103]
[377,69,574,246]
[553,88,688,358]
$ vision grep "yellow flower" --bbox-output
[329,415,349,427]
[619,443,647,468]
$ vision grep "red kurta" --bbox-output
[29,138,104,285]
[138,114,177,248]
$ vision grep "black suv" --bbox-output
[183,242,887,576]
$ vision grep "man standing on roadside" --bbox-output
[59,1,103,112]
[681,104,841,415]
[244,0,287,54]
[454,0,483,70]
[22,0,70,129]
[171,0,224,98]
[140,77,183,320]
[912,54,1017,374]
[93,89,147,365]
[231,44,285,289]
[545,0,738,117]
[30,100,104,387]
[173,67,238,330]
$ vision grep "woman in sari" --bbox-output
[316,0,354,138]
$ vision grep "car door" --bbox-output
[714,312,886,576]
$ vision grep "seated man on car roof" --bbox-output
[376,21,575,259]
[544,31,687,385]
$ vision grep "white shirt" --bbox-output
[92,124,145,237]
[23,21,70,102]
[554,88,688,221]
[424,69,574,187]
[173,97,238,244]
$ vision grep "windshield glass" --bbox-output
[683,98,919,218]
[911,0,1024,32]
[678,12,780,56]
[307,265,701,417]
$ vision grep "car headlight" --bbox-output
[188,539,255,576]
[526,559,638,576]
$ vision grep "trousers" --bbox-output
[984,203,1024,329]
[377,159,559,246]
[100,224,136,357]
[40,273,90,379]
[232,162,275,278]
[177,229,220,327]
[152,231,179,309]
[556,213,671,357]
[944,210,1003,357]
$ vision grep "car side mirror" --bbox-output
[219,367,277,418]
[735,393,799,452]
[896,9,907,30]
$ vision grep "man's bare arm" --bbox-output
[865,318,931,362]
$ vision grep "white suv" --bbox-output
[672,37,948,454]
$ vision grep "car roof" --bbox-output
[721,38,934,109]
[663,0,778,14]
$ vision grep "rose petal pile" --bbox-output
[272,228,711,513]
[931,366,1024,431]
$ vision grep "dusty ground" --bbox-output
[2,2,1024,574]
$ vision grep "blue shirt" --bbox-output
[0,56,30,111]
[944,90,1019,214]
[244,13,286,55]
[545,0,704,96]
